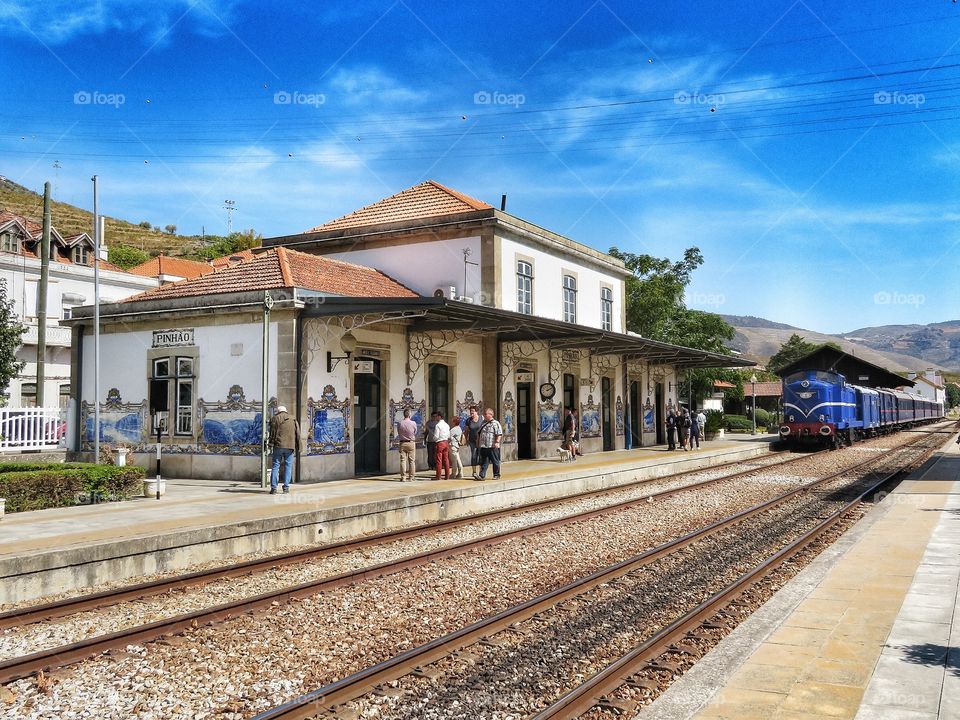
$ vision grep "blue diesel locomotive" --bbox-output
[779,369,943,448]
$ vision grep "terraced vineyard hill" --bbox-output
[0,175,200,255]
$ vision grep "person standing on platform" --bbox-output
[424,411,439,472]
[268,405,301,494]
[448,417,465,479]
[467,406,483,479]
[397,408,418,481]
[689,408,702,449]
[679,408,691,450]
[696,409,707,442]
[666,408,677,450]
[562,408,576,460]
[572,408,583,456]
[476,407,503,481]
[431,411,452,480]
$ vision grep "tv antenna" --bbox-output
[462,247,478,301]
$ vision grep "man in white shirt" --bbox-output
[430,411,452,480]
[475,407,503,481]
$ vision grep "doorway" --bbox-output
[601,376,614,452]
[516,381,534,459]
[629,380,641,449]
[655,382,664,445]
[353,359,382,475]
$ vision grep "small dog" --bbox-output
[557,447,573,462]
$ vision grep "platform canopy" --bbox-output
[774,345,913,389]
[301,296,753,371]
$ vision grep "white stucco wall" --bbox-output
[497,236,623,332]
[2,253,156,407]
[325,236,483,302]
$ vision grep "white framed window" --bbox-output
[601,287,613,331]
[72,245,90,265]
[562,274,577,323]
[153,358,171,378]
[174,355,194,435]
[516,260,533,315]
[0,232,19,254]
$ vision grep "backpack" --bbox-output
[683,416,692,428]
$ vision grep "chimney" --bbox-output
[500,194,507,211]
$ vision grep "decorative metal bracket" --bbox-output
[301,311,428,374]
[406,329,473,385]
[499,339,550,387]
[589,352,623,390]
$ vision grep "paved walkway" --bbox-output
[663,434,960,720]
[0,435,774,559]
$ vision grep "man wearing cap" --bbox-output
[269,404,301,494]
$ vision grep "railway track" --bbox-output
[1,449,800,631]
[248,425,946,720]
[0,446,823,684]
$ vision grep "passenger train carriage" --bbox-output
[779,369,943,448]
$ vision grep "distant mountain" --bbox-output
[722,314,957,373]
[0,175,200,255]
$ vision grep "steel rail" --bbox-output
[529,436,943,719]
[0,450,817,683]
[247,429,940,720]
[1,449,802,630]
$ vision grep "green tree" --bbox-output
[947,383,960,409]
[0,279,26,401]
[609,246,737,407]
[190,228,262,261]
[767,334,820,373]
[108,244,150,270]
[164,224,177,235]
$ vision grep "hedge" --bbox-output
[723,414,755,432]
[0,464,146,513]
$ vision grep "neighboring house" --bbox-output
[726,381,782,417]
[0,210,156,408]
[127,254,215,285]
[66,183,748,481]
[905,370,946,405]
[704,380,735,412]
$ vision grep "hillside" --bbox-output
[723,314,957,373]
[0,176,200,255]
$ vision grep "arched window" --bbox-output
[562,275,577,323]
[516,260,533,315]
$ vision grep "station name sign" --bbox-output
[152,328,195,348]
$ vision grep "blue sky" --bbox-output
[1,0,958,334]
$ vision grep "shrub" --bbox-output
[753,408,774,426]
[723,414,755,432]
[0,464,145,513]
[704,410,724,433]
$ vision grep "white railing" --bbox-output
[0,407,67,452]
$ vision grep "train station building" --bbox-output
[64,181,748,481]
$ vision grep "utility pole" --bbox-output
[260,291,274,489]
[223,200,236,235]
[92,176,101,463]
[36,182,51,406]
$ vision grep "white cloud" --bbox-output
[0,0,243,44]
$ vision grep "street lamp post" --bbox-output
[750,374,758,435]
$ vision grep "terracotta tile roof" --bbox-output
[305,180,493,233]
[123,247,418,303]
[209,248,257,270]
[128,254,215,280]
[0,210,130,272]
[747,381,782,397]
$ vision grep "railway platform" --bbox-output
[642,433,960,720]
[0,435,776,605]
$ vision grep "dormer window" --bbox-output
[0,231,19,254]
[72,245,90,265]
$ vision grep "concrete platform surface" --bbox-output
[641,431,960,720]
[0,437,773,604]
